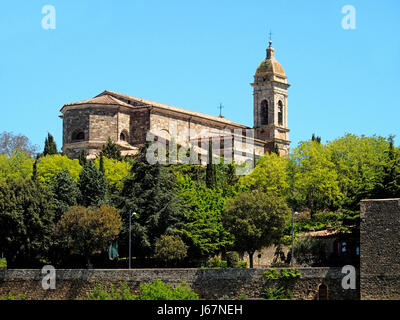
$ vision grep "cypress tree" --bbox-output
[78,161,107,207]
[118,143,184,258]
[206,141,217,188]
[100,137,122,161]
[43,133,58,156]
[78,150,87,166]
[99,154,105,174]
[49,170,80,221]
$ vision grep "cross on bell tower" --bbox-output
[251,40,291,156]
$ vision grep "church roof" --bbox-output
[63,94,132,108]
[256,59,286,77]
[255,41,286,79]
[97,90,249,128]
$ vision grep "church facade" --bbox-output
[60,41,290,162]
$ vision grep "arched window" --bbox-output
[278,100,283,126]
[120,131,128,142]
[260,100,268,125]
[318,284,328,300]
[71,129,85,142]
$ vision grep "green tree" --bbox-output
[0,131,38,157]
[100,137,122,161]
[239,152,289,196]
[94,156,131,192]
[78,150,88,166]
[118,144,185,258]
[153,235,188,266]
[174,173,234,259]
[327,134,389,211]
[57,205,122,266]
[0,150,34,183]
[78,161,107,207]
[311,133,321,144]
[205,142,217,188]
[48,170,80,221]
[373,135,400,198]
[223,190,290,268]
[289,140,341,216]
[43,133,58,156]
[293,236,327,266]
[0,179,55,265]
[36,154,82,184]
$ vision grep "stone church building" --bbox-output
[60,41,290,162]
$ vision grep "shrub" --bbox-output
[87,282,138,300]
[225,251,239,268]
[263,268,280,280]
[139,279,198,300]
[0,292,26,300]
[0,258,6,268]
[262,287,292,300]
[294,236,327,266]
[279,268,301,280]
[87,280,199,300]
[153,235,188,266]
[237,261,248,268]
[205,256,228,269]
[263,268,301,281]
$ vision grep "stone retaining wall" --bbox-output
[0,267,358,300]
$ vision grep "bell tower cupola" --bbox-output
[251,40,290,156]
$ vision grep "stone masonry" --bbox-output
[360,198,400,299]
[0,268,358,300]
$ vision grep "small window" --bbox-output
[278,101,283,126]
[71,129,85,142]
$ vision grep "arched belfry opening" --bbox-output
[260,100,269,125]
[278,100,283,126]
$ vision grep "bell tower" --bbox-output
[251,41,290,156]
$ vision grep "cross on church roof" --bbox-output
[268,29,273,42]
[218,103,224,117]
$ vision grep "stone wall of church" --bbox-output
[130,109,150,145]
[62,108,91,146]
[117,111,131,141]
[360,198,400,299]
[149,111,247,146]
[89,108,118,142]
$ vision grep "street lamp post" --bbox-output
[291,210,298,267]
[129,212,137,269]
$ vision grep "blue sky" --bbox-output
[0,0,399,151]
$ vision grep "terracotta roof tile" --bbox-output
[99,90,249,128]
[64,94,132,108]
